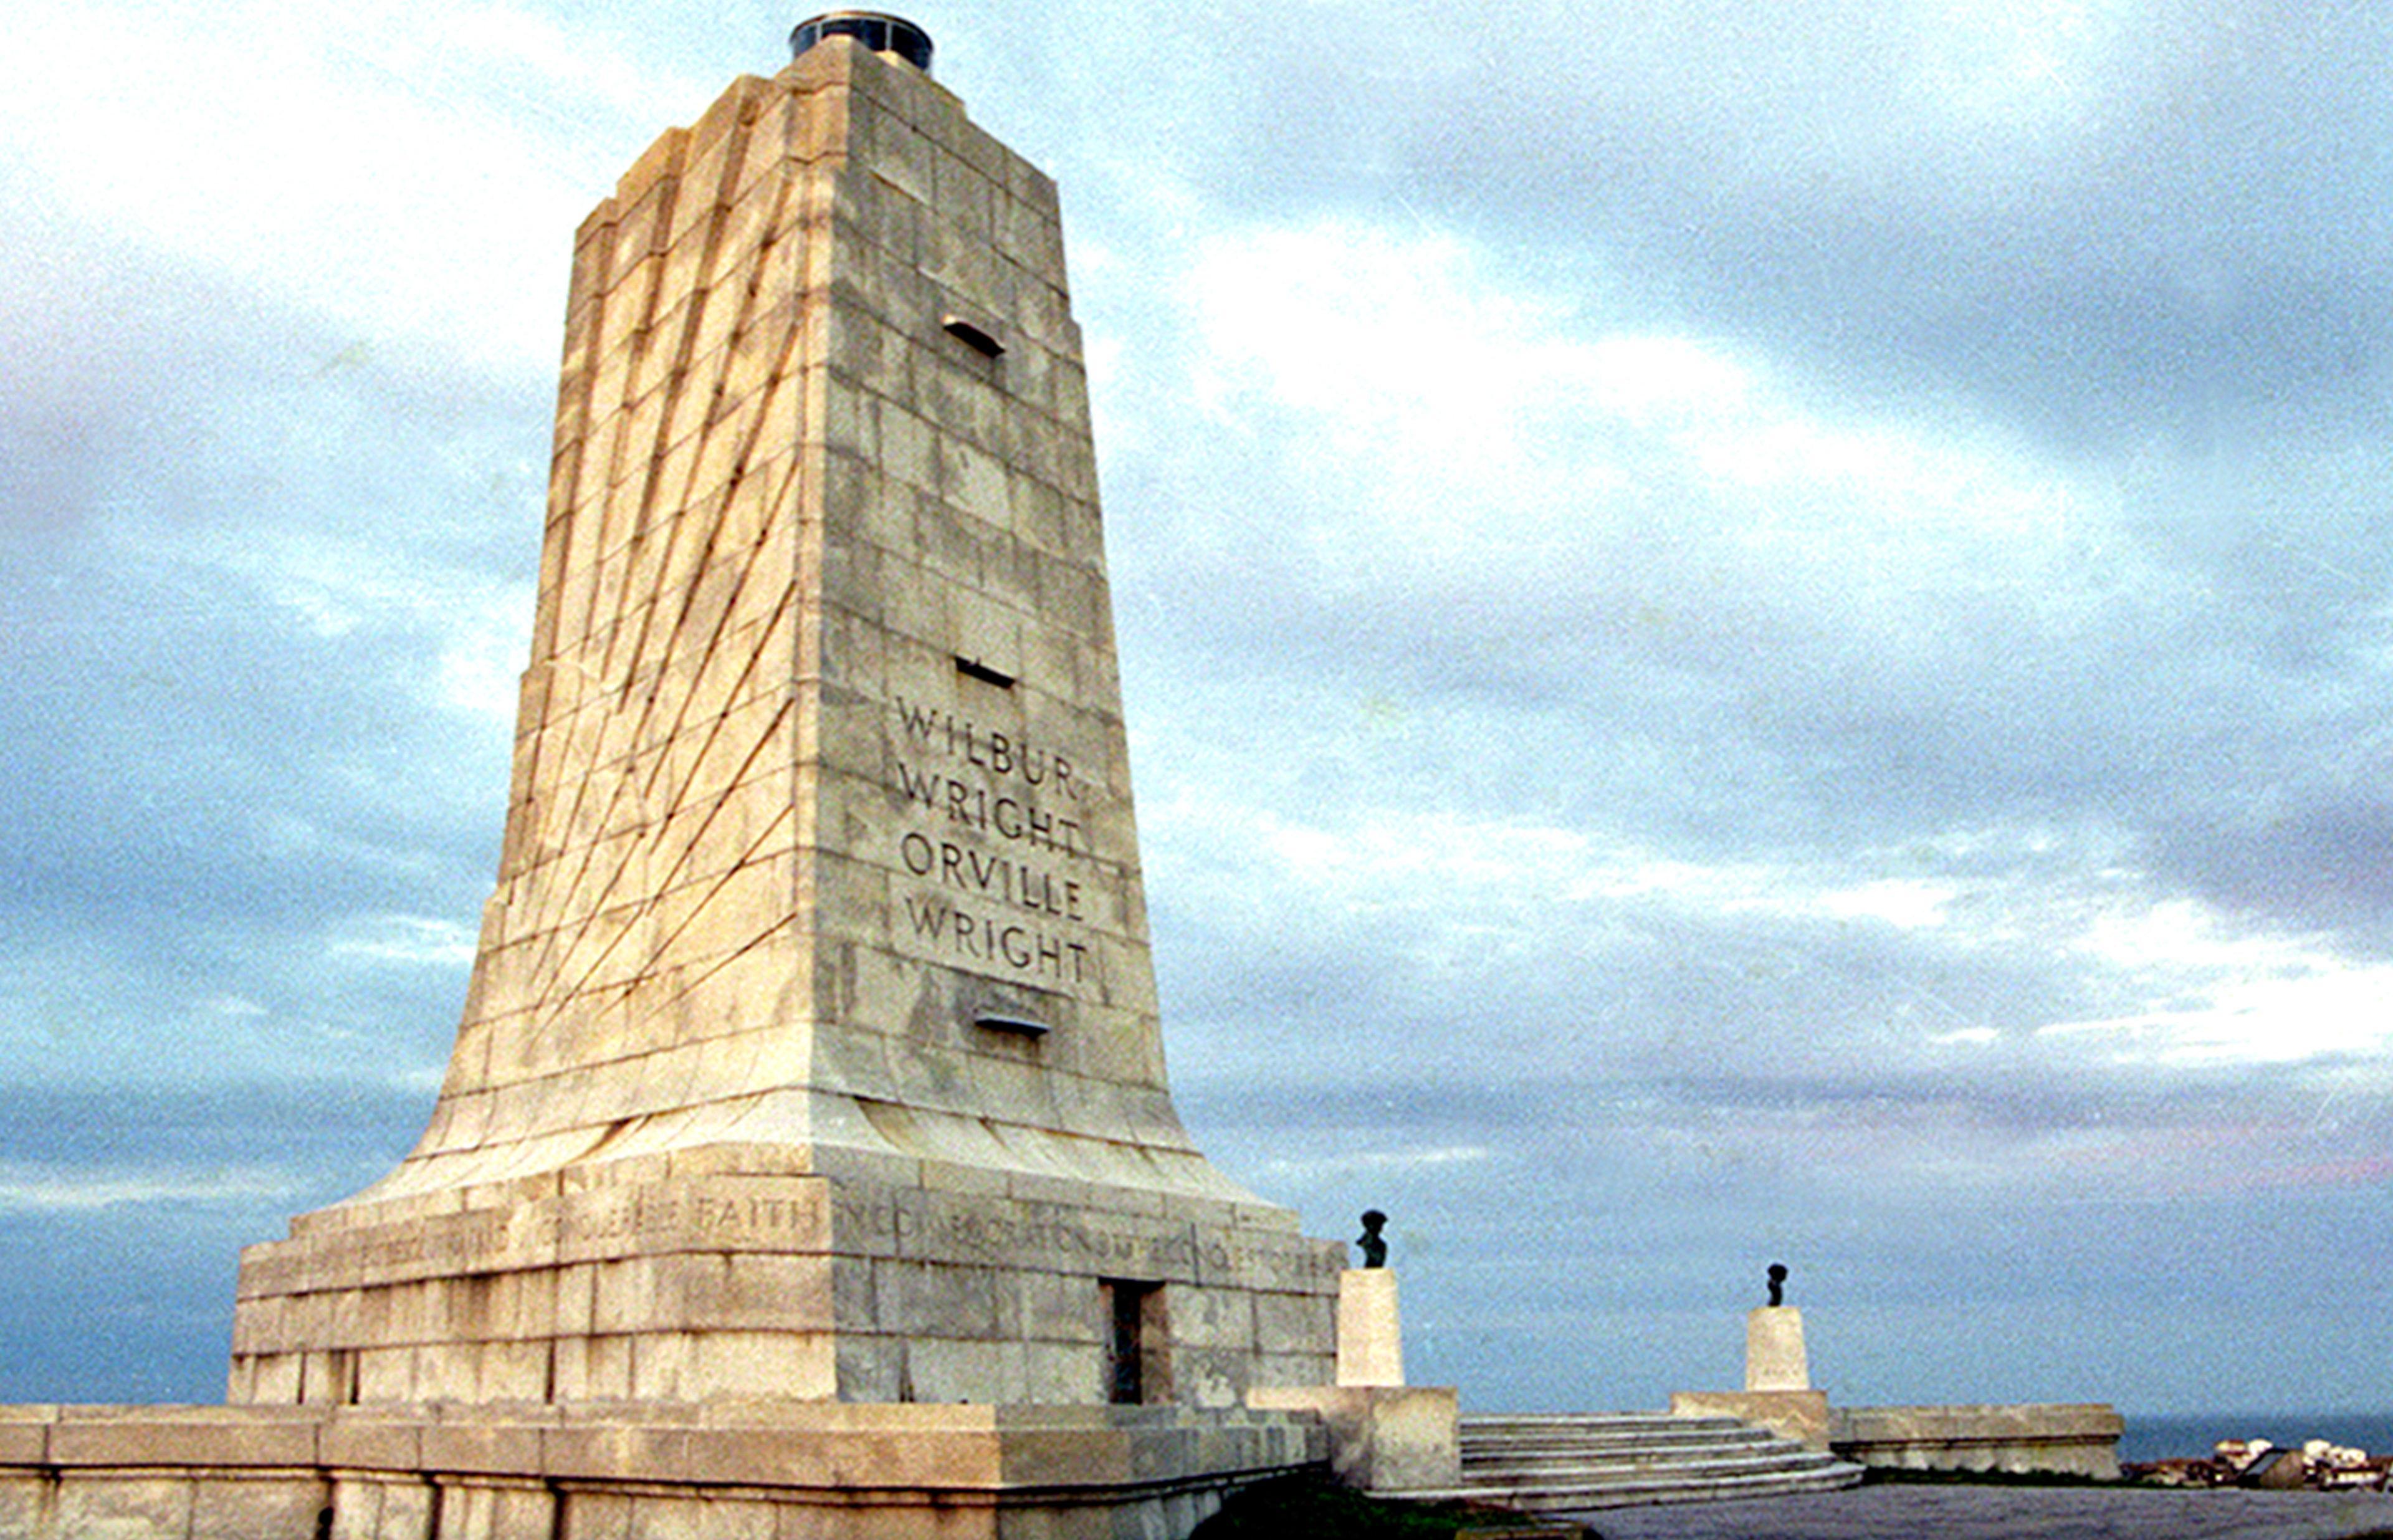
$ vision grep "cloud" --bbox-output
[325,914,482,967]
[1099,195,2393,1149]
[0,0,706,381]
[0,1163,302,1214]
[3,0,2391,1417]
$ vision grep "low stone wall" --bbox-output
[1669,1389,1832,1452]
[1830,1403,2124,1479]
[0,1401,1324,1540]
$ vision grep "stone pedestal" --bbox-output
[1268,1269,1458,1493]
[1745,1306,1809,1390]
[1667,1303,1829,1450]
[1248,1385,1459,1495]
[1335,1270,1403,1388]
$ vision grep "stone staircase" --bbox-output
[1418,1412,1865,1512]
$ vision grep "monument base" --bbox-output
[231,1145,1339,1410]
[1670,1389,1832,1452]
[0,1401,1324,1540]
[1248,1385,1459,1495]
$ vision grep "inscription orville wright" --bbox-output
[889,697,1104,989]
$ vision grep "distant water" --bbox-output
[2122,1413,2393,1465]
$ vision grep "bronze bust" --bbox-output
[1356,1210,1388,1269]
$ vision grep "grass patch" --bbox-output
[1189,1473,1592,1539]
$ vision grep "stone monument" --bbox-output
[227,9,1339,1414]
[1251,1210,1459,1495]
[1671,1264,2124,1478]
[0,24,1349,1539]
[1746,1262,1809,1391]
[1669,1263,1830,1450]
[1336,1212,1403,1389]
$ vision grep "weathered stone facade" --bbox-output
[0,1403,1324,1539]
[229,32,1337,1412]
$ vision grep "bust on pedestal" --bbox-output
[1339,1210,1403,1387]
[1747,1261,1810,1390]
[1249,1209,1459,1493]
[1670,1261,1833,1450]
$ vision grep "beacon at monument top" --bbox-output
[791,9,934,72]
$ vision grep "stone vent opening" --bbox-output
[942,315,1005,357]
[955,655,1015,689]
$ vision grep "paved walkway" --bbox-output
[1575,1485,2393,1539]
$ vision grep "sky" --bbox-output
[2,0,2391,1424]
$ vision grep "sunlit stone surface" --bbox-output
[227,31,1337,1412]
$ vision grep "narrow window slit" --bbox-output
[956,656,1015,689]
[973,1012,1052,1038]
[942,315,1005,357]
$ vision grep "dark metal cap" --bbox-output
[791,11,934,72]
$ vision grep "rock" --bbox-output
[2240,1449,2308,1490]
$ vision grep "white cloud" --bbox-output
[1164,770,2393,1078]
[110,513,531,719]
[0,1162,300,1213]
[1177,217,2150,670]
[434,581,537,719]
[1246,1144,1493,1185]
[0,0,694,378]
[1817,878,1955,931]
[2040,942,2393,1069]
[328,914,480,967]
[1901,0,2142,145]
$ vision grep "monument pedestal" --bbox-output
[1248,1268,1458,1495]
[1744,1304,1810,1390]
[1669,1301,1829,1449]
[1335,1269,1404,1387]
[0,1402,1329,1539]
[1249,1385,1459,1495]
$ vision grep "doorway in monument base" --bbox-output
[1100,1279,1169,1405]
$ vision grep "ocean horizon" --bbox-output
[2120,1412,2393,1465]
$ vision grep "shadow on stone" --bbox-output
[1190,1472,1593,1539]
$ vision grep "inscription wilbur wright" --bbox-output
[887,696,1102,990]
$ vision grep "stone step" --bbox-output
[1438,1412,1866,1512]
[1419,1456,1865,1513]
[1464,1445,1832,1480]
[1463,1427,1781,1458]
[1464,1456,1799,1475]
[1463,1413,1749,1435]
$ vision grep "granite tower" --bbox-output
[231,15,1339,1411]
